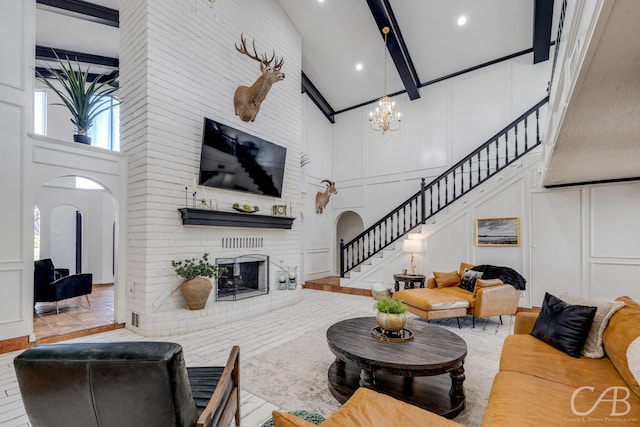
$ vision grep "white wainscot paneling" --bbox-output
[424,213,471,273]
[530,190,582,306]
[451,68,507,160]
[334,110,365,182]
[0,270,22,323]
[333,185,363,210]
[305,249,330,276]
[364,181,406,223]
[0,102,23,261]
[590,262,640,302]
[0,0,23,89]
[591,183,640,258]
[402,85,448,172]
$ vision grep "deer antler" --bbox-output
[236,33,284,69]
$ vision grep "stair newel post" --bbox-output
[340,239,345,278]
[536,108,540,144]
[420,178,426,224]
[524,116,529,151]
[514,123,519,157]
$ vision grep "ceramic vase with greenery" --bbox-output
[374,296,408,332]
[171,253,227,310]
[35,50,118,144]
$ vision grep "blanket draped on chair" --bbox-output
[470,265,526,290]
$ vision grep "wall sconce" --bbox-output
[402,239,423,275]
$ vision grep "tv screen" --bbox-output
[198,118,287,198]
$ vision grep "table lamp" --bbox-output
[402,239,423,275]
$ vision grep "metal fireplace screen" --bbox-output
[215,254,269,301]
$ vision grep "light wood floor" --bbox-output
[0,289,375,427]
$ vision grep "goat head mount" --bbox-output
[315,180,337,214]
[233,33,285,122]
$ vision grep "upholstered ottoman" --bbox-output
[393,288,469,325]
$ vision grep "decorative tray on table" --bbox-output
[371,326,414,343]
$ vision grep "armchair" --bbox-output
[394,263,521,327]
[14,342,241,427]
[34,258,92,314]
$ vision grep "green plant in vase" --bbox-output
[171,253,227,310]
[35,50,118,144]
[374,296,408,332]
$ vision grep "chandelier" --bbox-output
[369,27,401,133]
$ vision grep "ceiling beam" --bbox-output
[533,0,555,63]
[36,0,119,27]
[365,0,420,100]
[302,72,335,124]
[36,45,119,69]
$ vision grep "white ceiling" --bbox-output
[278,0,552,112]
[36,1,640,187]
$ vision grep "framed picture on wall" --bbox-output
[476,217,520,246]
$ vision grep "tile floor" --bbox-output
[0,289,375,427]
[33,284,118,343]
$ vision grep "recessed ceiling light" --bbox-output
[355,63,363,71]
[318,0,325,2]
[457,16,467,26]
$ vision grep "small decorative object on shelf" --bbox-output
[232,203,260,213]
[272,204,287,217]
[171,253,227,310]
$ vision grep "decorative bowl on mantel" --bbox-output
[232,203,260,214]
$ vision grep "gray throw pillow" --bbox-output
[559,293,624,358]
[531,292,597,358]
[459,270,483,292]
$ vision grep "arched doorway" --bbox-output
[336,211,364,276]
[33,175,117,339]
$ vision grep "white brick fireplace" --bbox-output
[119,0,303,336]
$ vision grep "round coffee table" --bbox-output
[326,316,467,418]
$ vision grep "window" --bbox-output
[33,90,120,151]
[34,90,46,135]
[90,96,120,151]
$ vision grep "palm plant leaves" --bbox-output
[35,50,118,133]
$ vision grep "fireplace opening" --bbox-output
[216,254,269,301]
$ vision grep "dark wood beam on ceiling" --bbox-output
[533,0,555,63]
[366,0,420,100]
[35,67,118,85]
[36,45,119,69]
[302,72,335,124]
[36,0,119,27]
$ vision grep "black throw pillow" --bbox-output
[531,292,597,358]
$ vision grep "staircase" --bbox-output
[339,96,549,278]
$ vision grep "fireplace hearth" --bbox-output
[216,254,269,301]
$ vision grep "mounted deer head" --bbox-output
[233,33,285,122]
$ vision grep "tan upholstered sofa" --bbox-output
[393,263,521,327]
[482,296,640,426]
[271,387,464,427]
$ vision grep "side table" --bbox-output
[393,274,426,292]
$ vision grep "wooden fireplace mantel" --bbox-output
[178,208,295,229]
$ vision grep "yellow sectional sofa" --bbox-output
[482,296,640,426]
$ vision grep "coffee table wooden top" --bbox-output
[326,316,467,375]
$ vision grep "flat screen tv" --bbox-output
[198,118,287,198]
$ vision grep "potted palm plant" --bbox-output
[35,50,118,144]
[171,253,227,310]
[374,296,409,332]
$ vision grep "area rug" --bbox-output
[242,314,511,427]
